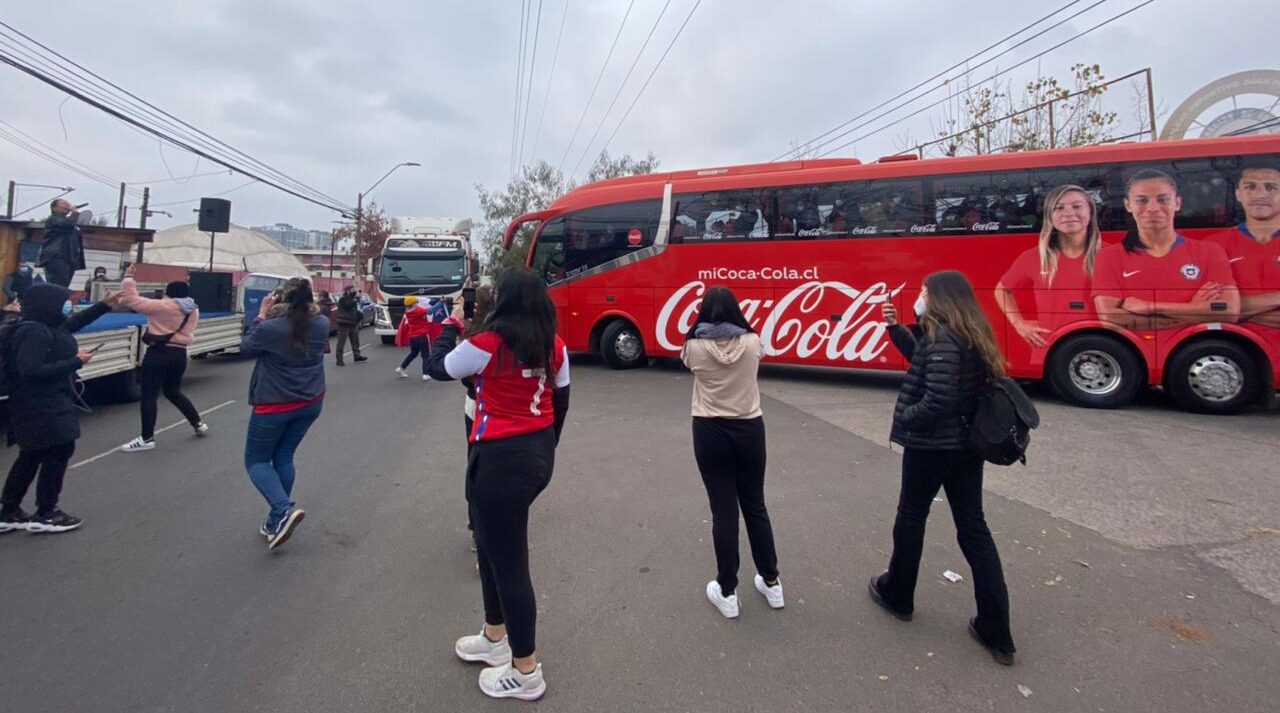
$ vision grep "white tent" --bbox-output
[145,223,310,276]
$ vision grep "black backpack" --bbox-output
[968,377,1040,466]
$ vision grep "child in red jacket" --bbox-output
[395,296,445,380]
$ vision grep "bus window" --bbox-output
[531,217,567,284]
[930,171,1042,234]
[560,199,661,277]
[674,190,772,242]
[844,179,924,236]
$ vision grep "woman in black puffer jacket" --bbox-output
[867,270,1017,665]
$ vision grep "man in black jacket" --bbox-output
[38,199,87,288]
[333,286,367,366]
[0,283,116,533]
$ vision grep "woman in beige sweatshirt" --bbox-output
[681,287,782,620]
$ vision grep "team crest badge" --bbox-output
[1180,263,1202,280]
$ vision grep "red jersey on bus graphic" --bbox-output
[999,247,1096,333]
[1203,224,1280,296]
[1092,236,1235,324]
[446,332,571,444]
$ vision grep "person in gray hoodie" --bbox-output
[681,286,783,620]
[239,277,329,551]
[118,268,206,452]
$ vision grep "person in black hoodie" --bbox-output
[1,283,115,533]
[38,199,87,288]
[867,270,1017,665]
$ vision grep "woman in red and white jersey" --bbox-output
[995,184,1102,347]
[426,269,569,702]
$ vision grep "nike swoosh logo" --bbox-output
[1229,257,1245,263]
[1122,270,1141,278]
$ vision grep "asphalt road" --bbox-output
[2,340,1278,712]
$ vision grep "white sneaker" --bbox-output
[478,662,546,701]
[455,629,512,666]
[119,436,156,452]
[395,367,408,379]
[194,422,209,437]
[754,574,785,609]
[706,580,739,619]
[422,374,431,381]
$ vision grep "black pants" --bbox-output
[42,259,72,288]
[335,324,360,363]
[692,416,779,596]
[399,336,429,374]
[468,427,556,659]
[878,447,1015,652]
[2,441,76,514]
[140,346,201,440]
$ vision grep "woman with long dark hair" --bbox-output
[995,185,1103,347]
[869,270,1017,665]
[239,277,330,551]
[426,269,569,701]
[681,286,782,619]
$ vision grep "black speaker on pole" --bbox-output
[198,198,231,233]
[188,271,235,313]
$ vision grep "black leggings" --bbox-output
[878,447,1015,652]
[140,346,201,440]
[399,336,429,374]
[2,441,76,514]
[468,427,556,659]
[692,416,779,596]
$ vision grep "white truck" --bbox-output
[371,216,478,345]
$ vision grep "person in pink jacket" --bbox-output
[117,266,208,452]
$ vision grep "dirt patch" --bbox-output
[1158,618,1213,642]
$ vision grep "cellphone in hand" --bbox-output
[462,287,476,319]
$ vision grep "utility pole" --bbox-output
[116,182,127,227]
[136,187,150,264]
[353,191,363,283]
[5,181,14,219]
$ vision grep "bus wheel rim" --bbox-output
[614,329,641,362]
[1187,355,1243,402]
[1068,349,1122,396]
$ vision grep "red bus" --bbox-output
[503,135,1280,414]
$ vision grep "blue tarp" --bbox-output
[77,311,236,334]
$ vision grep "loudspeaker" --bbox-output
[188,271,234,313]
[198,198,231,233]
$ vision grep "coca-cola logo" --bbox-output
[971,221,1001,232]
[849,225,878,235]
[656,280,904,363]
[797,228,825,237]
[910,224,938,234]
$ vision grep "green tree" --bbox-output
[475,151,660,273]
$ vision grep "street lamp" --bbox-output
[350,161,420,284]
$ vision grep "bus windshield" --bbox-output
[379,255,465,285]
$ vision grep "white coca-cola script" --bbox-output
[656,280,904,362]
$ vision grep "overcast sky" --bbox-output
[2,0,1277,235]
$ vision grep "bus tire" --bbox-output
[1047,334,1143,409]
[381,335,396,346]
[109,368,142,403]
[1164,339,1258,415]
[600,320,647,369]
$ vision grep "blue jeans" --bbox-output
[244,401,322,529]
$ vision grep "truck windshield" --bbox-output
[379,255,466,285]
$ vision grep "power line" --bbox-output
[510,0,530,178]
[0,125,133,193]
[773,0,1095,160]
[516,0,545,171]
[570,0,675,176]
[816,0,1160,159]
[528,0,572,166]
[148,178,259,209]
[590,0,703,175]
[0,22,351,211]
[124,168,235,185]
[1227,115,1280,136]
[557,0,637,174]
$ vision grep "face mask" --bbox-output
[62,300,73,316]
[913,294,927,318]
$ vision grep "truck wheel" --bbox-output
[381,335,396,346]
[1047,334,1143,409]
[600,320,647,369]
[109,369,142,403]
[1164,339,1258,414]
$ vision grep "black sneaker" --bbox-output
[268,508,305,551]
[968,617,1015,666]
[335,360,346,367]
[29,509,83,533]
[0,508,33,533]
[353,355,368,362]
[867,576,913,621]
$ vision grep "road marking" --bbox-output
[70,399,238,470]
